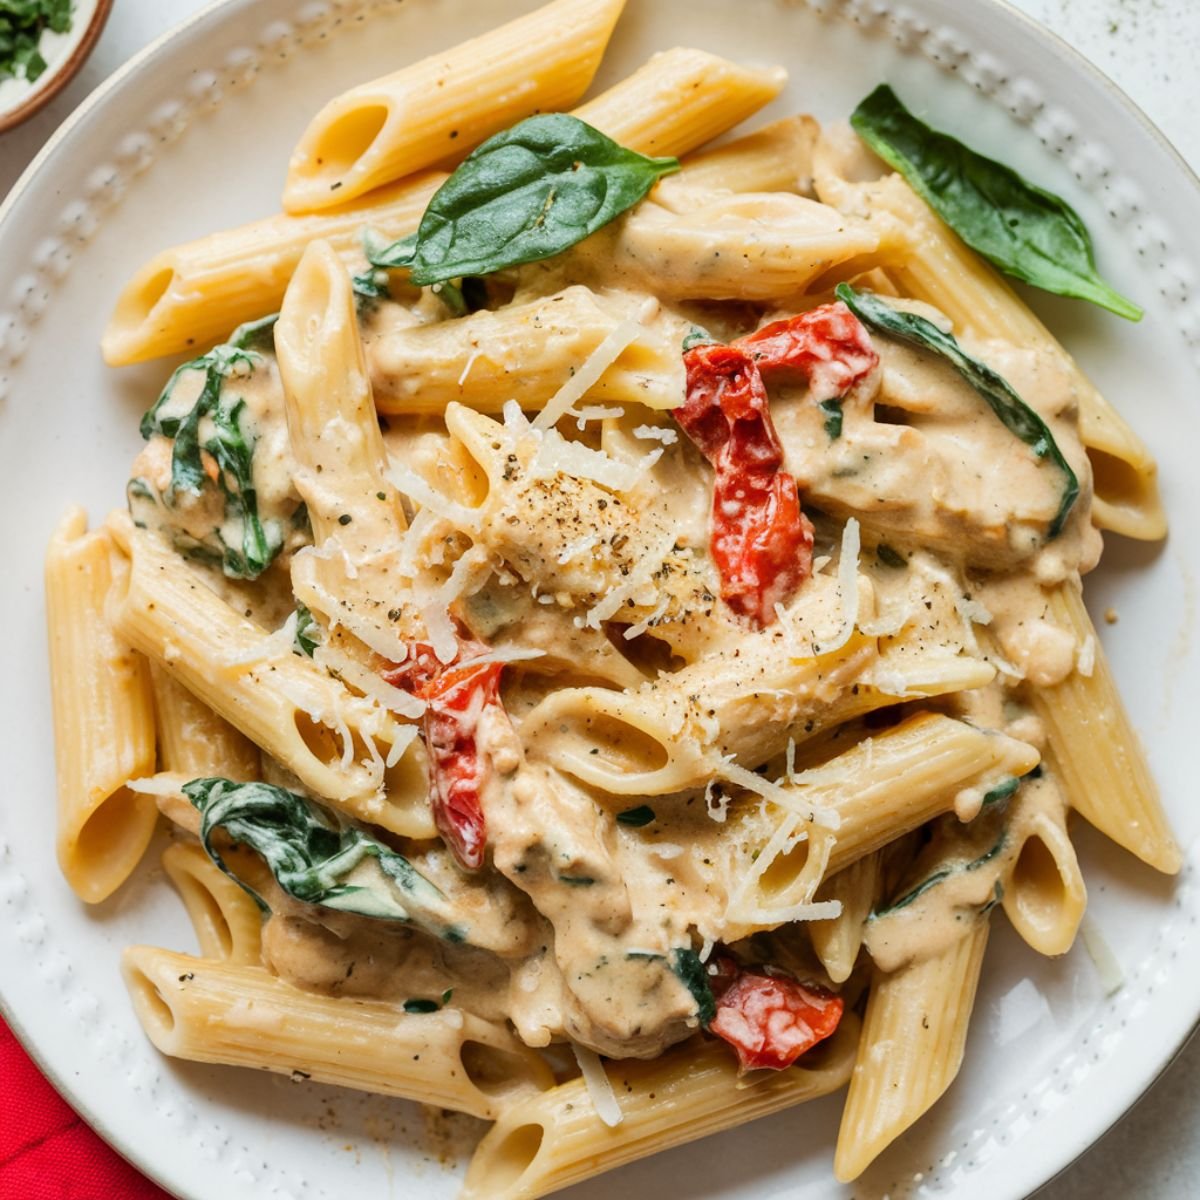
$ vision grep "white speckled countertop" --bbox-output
[1,1,1198,1197]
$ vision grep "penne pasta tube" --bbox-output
[105,514,429,835]
[283,0,627,212]
[834,922,989,1182]
[1029,582,1181,873]
[461,1016,860,1200]
[740,714,1040,917]
[149,661,260,781]
[161,842,264,964]
[104,48,784,368]
[45,508,158,903]
[655,114,820,206]
[1000,776,1087,957]
[524,635,994,798]
[101,173,442,366]
[122,946,553,1118]
[574,47,786,160]
[275,239,406,548]
[613,192,881,302]
[370,286,686,415]
[809,854,881,985]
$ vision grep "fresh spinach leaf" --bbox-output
[872,830,1009,919]
[850,84,1141,321]
[139,335,285,578]
[682,325,716,352]
[375,114,678,285]
[818,397,844,440]
[981,775,1020,808]
[183,778,468,940]
[836,284,1079,538]
[672,947,716,1026]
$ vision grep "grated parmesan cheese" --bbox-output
[812,518,861,656]
[1076,634,1096,678]
[632,424,679,446]
[533,321,644,432]
[719,757,842,830]
[584,530,677,628]
[572,1043,623,1128]
[386,458,481,532]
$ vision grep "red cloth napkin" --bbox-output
[0,1016,172,1199]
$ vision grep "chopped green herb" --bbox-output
[836,284,1079,538]
[818,397,844,440]
[557,874,597,887]
[872,830,1009,918]
[850,84,1141,320]
[615,805,656,827]
[876,543,907,569]
[293,604,319,657]
[682,325,716,352]
[0,0,73,85]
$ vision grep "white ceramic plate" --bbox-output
[2,1,1199,1197]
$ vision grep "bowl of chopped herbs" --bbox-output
[0,0,114,133]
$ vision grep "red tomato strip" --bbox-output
[707,954,844,1071]
[383,640,502,871]
[677,344,813,626]
[674,302,877,627]
[736,300,879,401]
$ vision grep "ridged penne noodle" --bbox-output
[122,946,553,1117]
[613,192,882,301]
[1029,582,1180,873]
[370,286,686,414]
[733,714,1040,923]
[104,46,784,368]
[813,146,1165,540]
[1000,775,1087,956]
[525,637,993,798]
[149,662,260,780]
[45,508,158,903]
[105,514,430,834]
[101,174,442,366]
[283,0,627,212]
[462,1015,860,1200]
[809,854,881,984]
[655,114,820,206]
[161,842,264,964]
[834,923,989,1182]
[574,47,786,160]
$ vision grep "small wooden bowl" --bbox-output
[0,0,115,135]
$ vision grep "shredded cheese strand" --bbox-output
[533,321,643,432]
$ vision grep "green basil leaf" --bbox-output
[404,114,679,285]
[183,778,469,942]
[836,284,1080,538]
[850,85,1141,321]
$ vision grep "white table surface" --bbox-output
[2,1,1198,1197]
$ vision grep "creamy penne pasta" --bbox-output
[55,9,1174,1196]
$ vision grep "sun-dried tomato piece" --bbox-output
[708,955,844,1071]
[383,640,504,871]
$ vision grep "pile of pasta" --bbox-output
[45,0,1179,1194]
